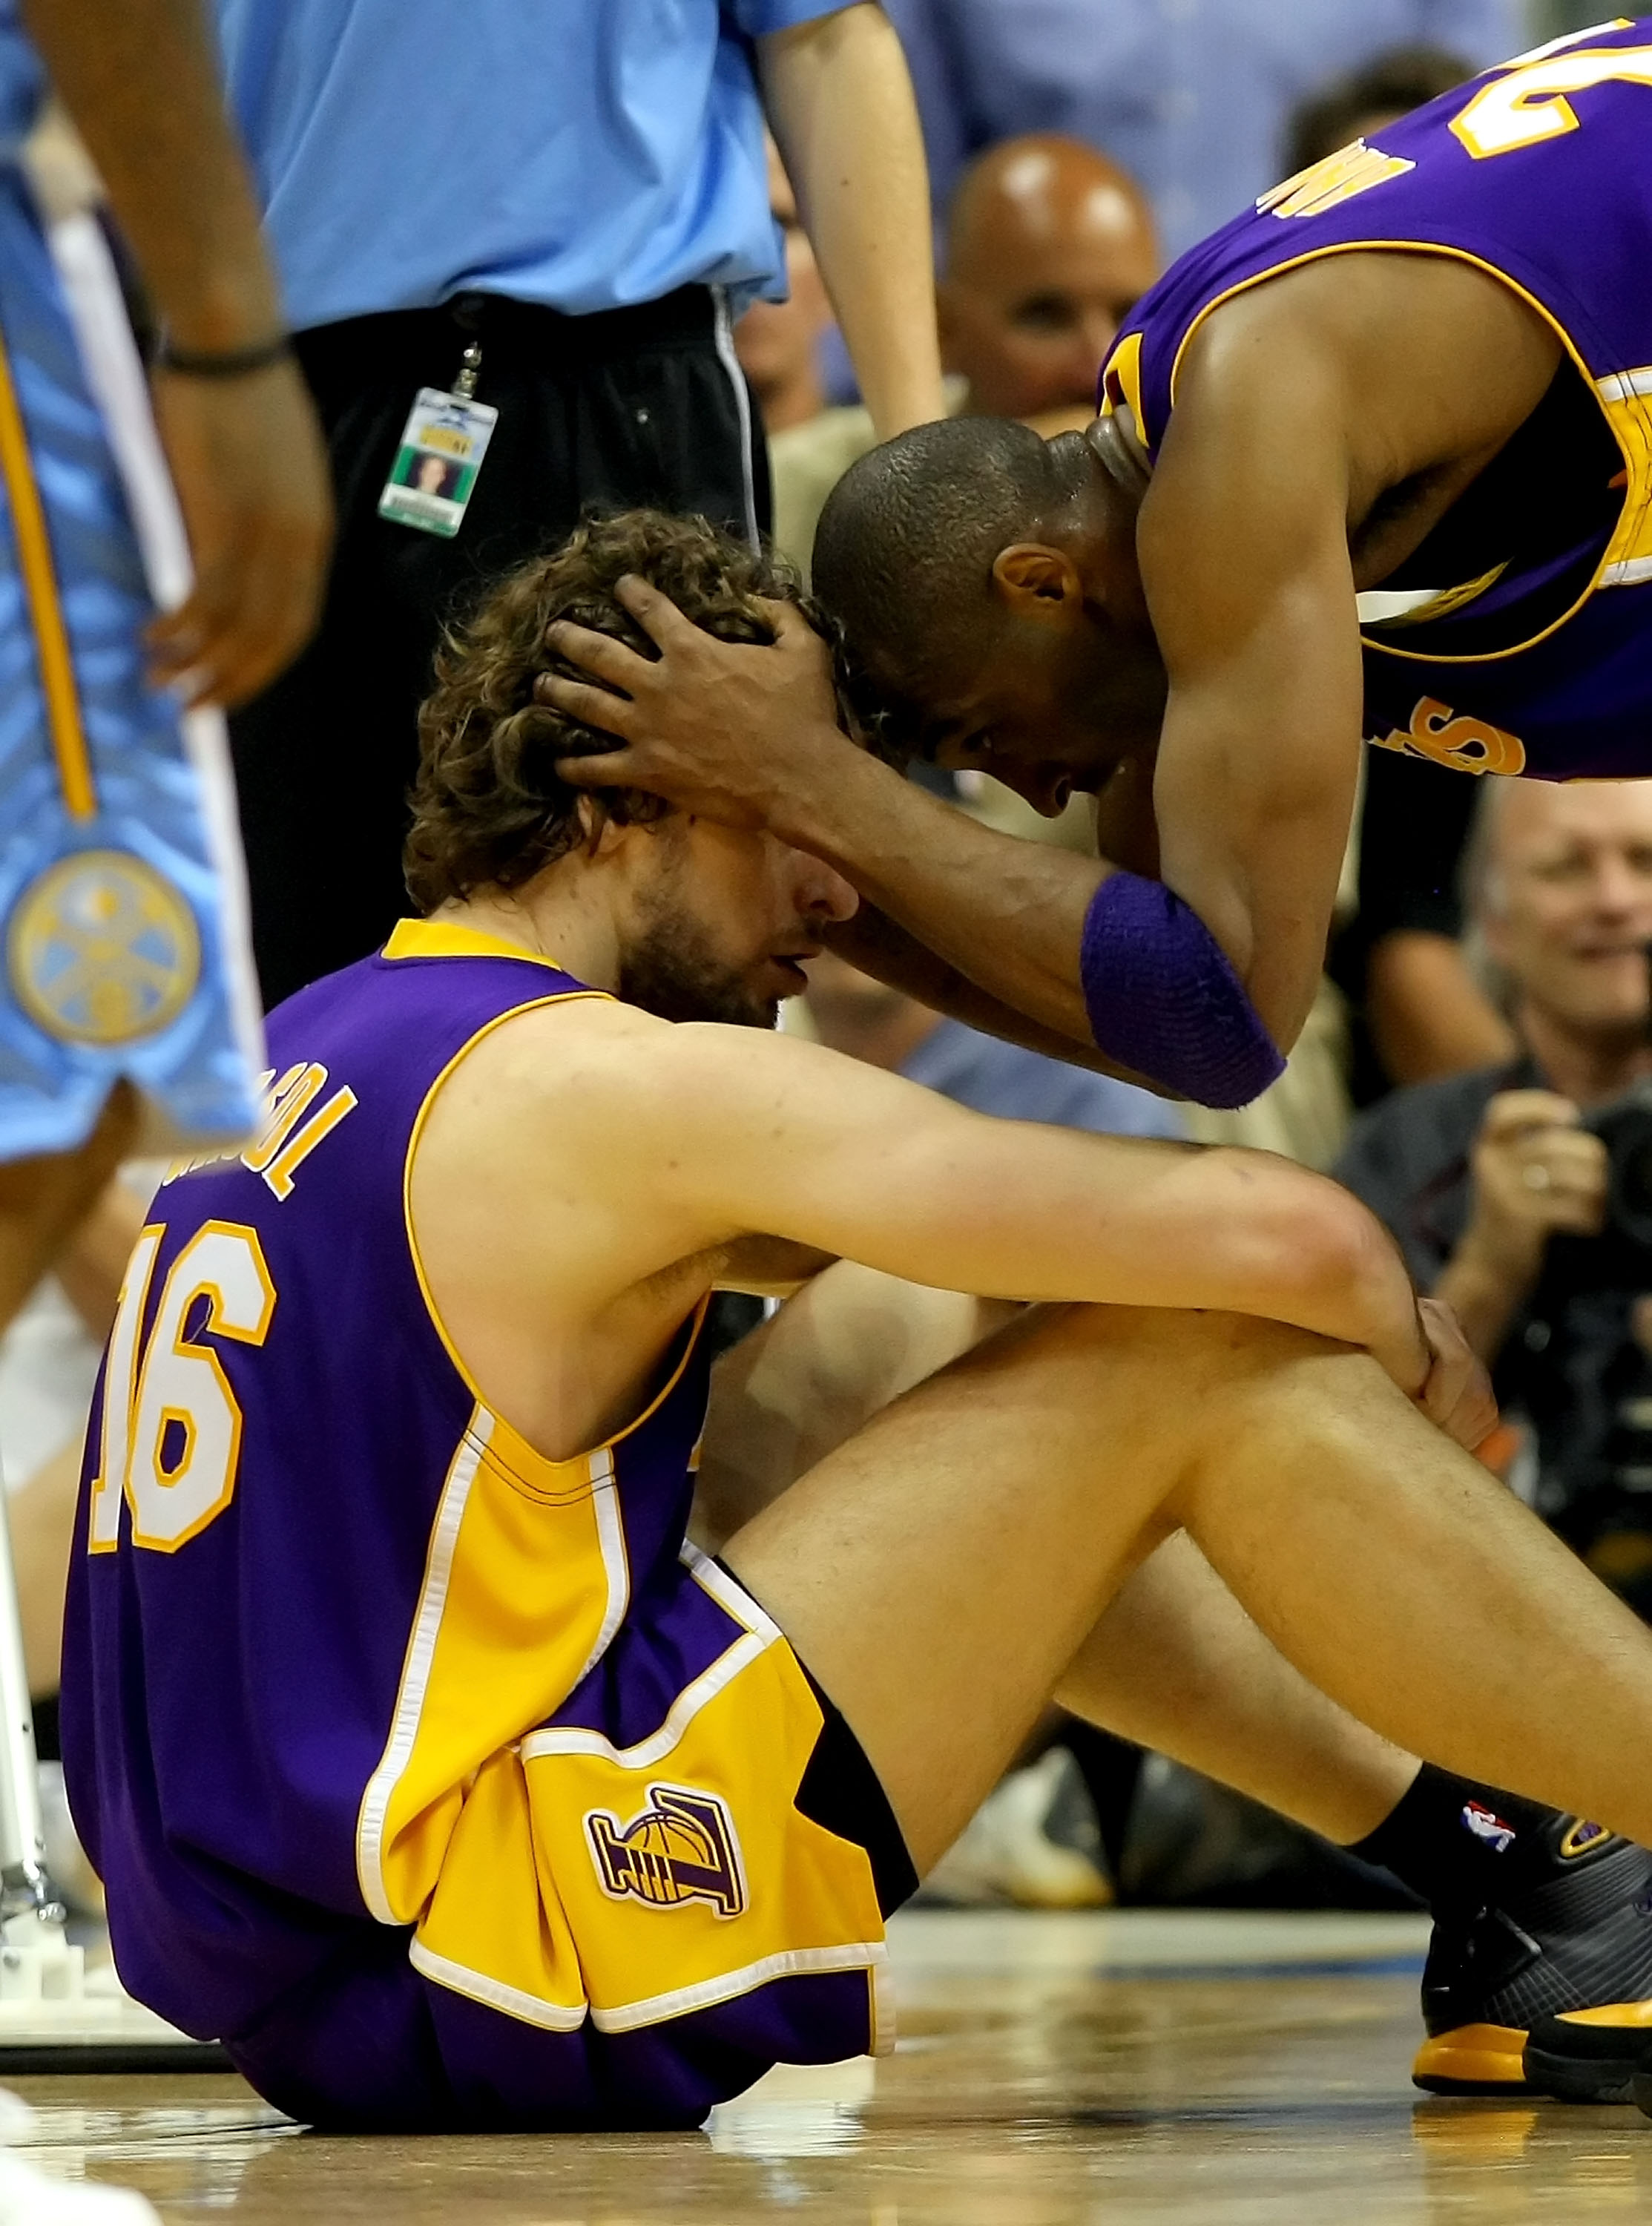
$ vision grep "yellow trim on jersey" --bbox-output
[355,1402,641,1926]
[382,916,579,969]
[1159,237,1651,667]
[0,318,96,818]
[399,992,705,1453]
[1102,330,1145,431]
[413,1551,889,2043]
[356,973,712,1926]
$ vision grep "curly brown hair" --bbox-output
[404,510,826,910]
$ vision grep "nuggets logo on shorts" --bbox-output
[587,1783,746,1917]
[7,847,200,1047]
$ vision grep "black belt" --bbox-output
[293,283,721,395]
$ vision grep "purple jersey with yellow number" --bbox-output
[58,921,716,2043]
[1100,17,1652,784]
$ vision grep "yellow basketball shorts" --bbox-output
[227,1549,915,2130]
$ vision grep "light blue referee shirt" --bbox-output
[214,0,848,334]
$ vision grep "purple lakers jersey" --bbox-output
[1100,18,1652,782]
[59,920,712,2043]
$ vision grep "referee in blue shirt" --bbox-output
[216,0,942,1005]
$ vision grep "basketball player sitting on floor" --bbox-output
[59,515,1652,2133]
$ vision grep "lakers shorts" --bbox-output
[226,1549,916,2132]
[0,161,263,1162]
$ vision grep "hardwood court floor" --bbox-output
[12,1908,1652,2225]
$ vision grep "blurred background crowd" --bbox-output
[13,0,1651,1918]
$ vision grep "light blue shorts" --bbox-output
[0,160,263,1162]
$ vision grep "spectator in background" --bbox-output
[882,0,1519,259]
[766,131,1156,574]
[938,135,1159,430]
[217,0,944,1008]
[805,948,1182,1137]
[1281,43,1481,176]
[1336,780,1652,1612]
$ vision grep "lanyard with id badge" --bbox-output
[378,340,497,538]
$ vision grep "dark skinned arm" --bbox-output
[535,408,1357,1070]
[22,0,331,706]
[1138,328,1366,1054]
[541,586,1121,1045]
[827,902,1168,1090]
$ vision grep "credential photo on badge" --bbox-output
[378,386,498,539]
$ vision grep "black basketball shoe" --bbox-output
[1524,2006,1652,2104]
[1412,1815,1652,2094]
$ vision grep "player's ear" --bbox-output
[992,542,1082,612]
[576,793,623,856]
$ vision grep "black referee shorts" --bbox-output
[229,286,770,1009]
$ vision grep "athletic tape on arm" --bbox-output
[1079,871,1285,1110]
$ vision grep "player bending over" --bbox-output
[538,24,1652,1116]
[59,516,1652,2131]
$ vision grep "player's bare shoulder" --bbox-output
[1174,255,1559,501]
[412,994,849,1187]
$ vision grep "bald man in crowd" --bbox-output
[938,133,1159,431]
[764,132,1156,574]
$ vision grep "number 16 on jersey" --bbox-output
[87,1221,276,1554]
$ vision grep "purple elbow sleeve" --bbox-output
[1079,871,1286,1110]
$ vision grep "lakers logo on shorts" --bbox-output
[587,1783,746,1917]
[8,849,200,1047]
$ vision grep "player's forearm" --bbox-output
[917,1139,1427,1383]
[826,904,1168,1089]
[22,0,282,350]
[773,735,1106,1043]
[754,1106,1426,1382]
[759,5,945,439]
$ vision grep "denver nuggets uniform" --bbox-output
[60,920,902,2132]
[1100,16,1652,784]
[0,6,263,1158]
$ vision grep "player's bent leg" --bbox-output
[723,1299,1208,1873]
[1062,1530,1652,2097]
[1058,1530,1418,1844]
[0,1078,136,1337]
[724,1299,1652,1879]
[1162,1320,1652,1848]
[714,1281,1652,2101]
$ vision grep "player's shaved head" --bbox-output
[813,416,1059,742]
[941,134,1159,421]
